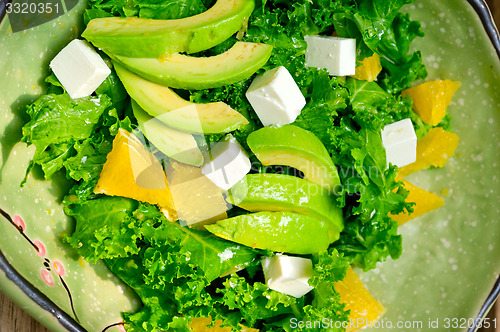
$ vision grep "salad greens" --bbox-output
[20,0,435,330]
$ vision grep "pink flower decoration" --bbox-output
[118,324,126,332]
[33,241,46,257]
[53,261,65,277]
[40,270,54,287]
[13,215,25,232]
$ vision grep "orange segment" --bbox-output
[189,318,231,332]
[390,179,444,224]
[189,317,258,332]
[166,161,228,228]
[351,53,382,82]
[335,267,385,332]
[94,128,177,220]
[401,79,461,125]
[398,127,459,177]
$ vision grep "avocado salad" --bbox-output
[20,0,459,331]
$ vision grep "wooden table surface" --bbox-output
[1,1,500,331]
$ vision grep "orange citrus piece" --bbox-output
[335,267,385,332]
[351,53,382,82]
[189,317,258,332]
[401,79,461,125]
[166,161,228,228]
[398,127,459,177]
[390,179,444,225]
[94,128,177,220]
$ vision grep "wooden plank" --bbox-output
[496,300,500,332]
[487,0,500,24]
[0,291,49,332]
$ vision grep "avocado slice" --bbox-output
[205,211,339,254]
[82,0,255,58]
[114,63,249,134]
[227,173,343,231]
[110,42,273,90]
[131,101,204,166]
[247,125,341,193]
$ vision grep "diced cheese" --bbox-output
[381,118,417,168]
[50,39,111,99]
[201,134,251,191]
[245,66,306,126]
[304,35,356,76]
[261,254,314,298]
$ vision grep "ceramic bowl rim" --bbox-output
[0,1,499,331]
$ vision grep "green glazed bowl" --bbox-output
[0,1,499,331]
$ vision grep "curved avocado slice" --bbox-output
[247,125,341,193]
[227,173,343,231]
[110,42,273,90]
[82,0,255,58]
[114,63,249,134]
[131,101,204,166]
[205,211,339,255]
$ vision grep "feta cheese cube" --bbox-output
[304,35,356,76]
[50,39,111,99]
[381,118,417,168]
[245,66,306,127]
[202,134,251,191]
[262,255,314,298]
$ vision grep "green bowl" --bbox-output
[0,1,499,331]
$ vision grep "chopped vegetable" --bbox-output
[247,125,341,193]
[94,128,177,220]
[206,211,340,255]
[351,53,382,82]
[189,317,258,332]
[402,79,461,125]
[335,267,385,332]
[227,173,343,231]
[390,178,444,224]
[398,127,459,177]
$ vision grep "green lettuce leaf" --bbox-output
[83,0,209,23]
[148,223,259,282]
[332,0,427,92]
[333,127,410,271]
[300,250,350,332]
[21,94,111,179]
[65,196,144,261]
[22,94,111,152]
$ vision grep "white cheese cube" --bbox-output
[261,255,314,298]
[50,39,111,99]
[381,118,417,168]
[202,134,251,191]
[245,66,306,127]
[304,35,356,76]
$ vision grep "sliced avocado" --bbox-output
[205,211,339,254]
[247,125,341,193]
[110,42,273,90]
[114,63,249,134]
[131,101,204,166]
[227,173,343,231]
[82,0,255,58]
